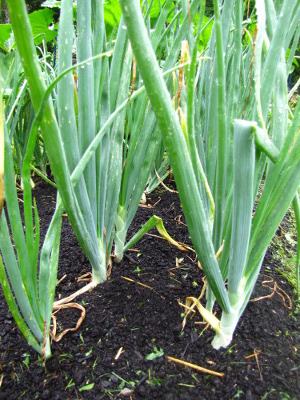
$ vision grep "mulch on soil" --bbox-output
[0,179,299,400]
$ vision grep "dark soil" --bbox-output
[0,180,299,400]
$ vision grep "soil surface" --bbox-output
[0,179,299,400]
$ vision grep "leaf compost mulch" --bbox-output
[0,179,299,400]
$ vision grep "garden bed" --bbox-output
[0,179,299,400]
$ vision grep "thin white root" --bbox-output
[53,281,97,307]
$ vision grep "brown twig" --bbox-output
[245,349,263,381]
[77,272,92,283]
[121,276,155,291]
[166,356,224,377]
[174,214,187,226]
[139,196,161,209]
[121,276,165,300]
[56,274,67,286]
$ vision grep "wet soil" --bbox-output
[0,180,299,400]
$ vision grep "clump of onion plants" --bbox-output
[0,0,192,357]
[120,0,300,349]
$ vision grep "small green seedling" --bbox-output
[145,345,164,360]
[65,379,75,389]
[79,383,94,392]
[22,353,31,368]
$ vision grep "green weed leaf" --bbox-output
[79,383,94,392]
[145,345,164,360]
[0,24,12,52]
[28,9,57,45]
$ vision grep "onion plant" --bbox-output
[4,0,187,292]
[0,0,125,357]
[0,80,62,359]
[114,0,203,261]
[120,0,300,349]
[1,0,191,356]
[5,0,133,286]
[6,0,194,280]
[0,36,62,358]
